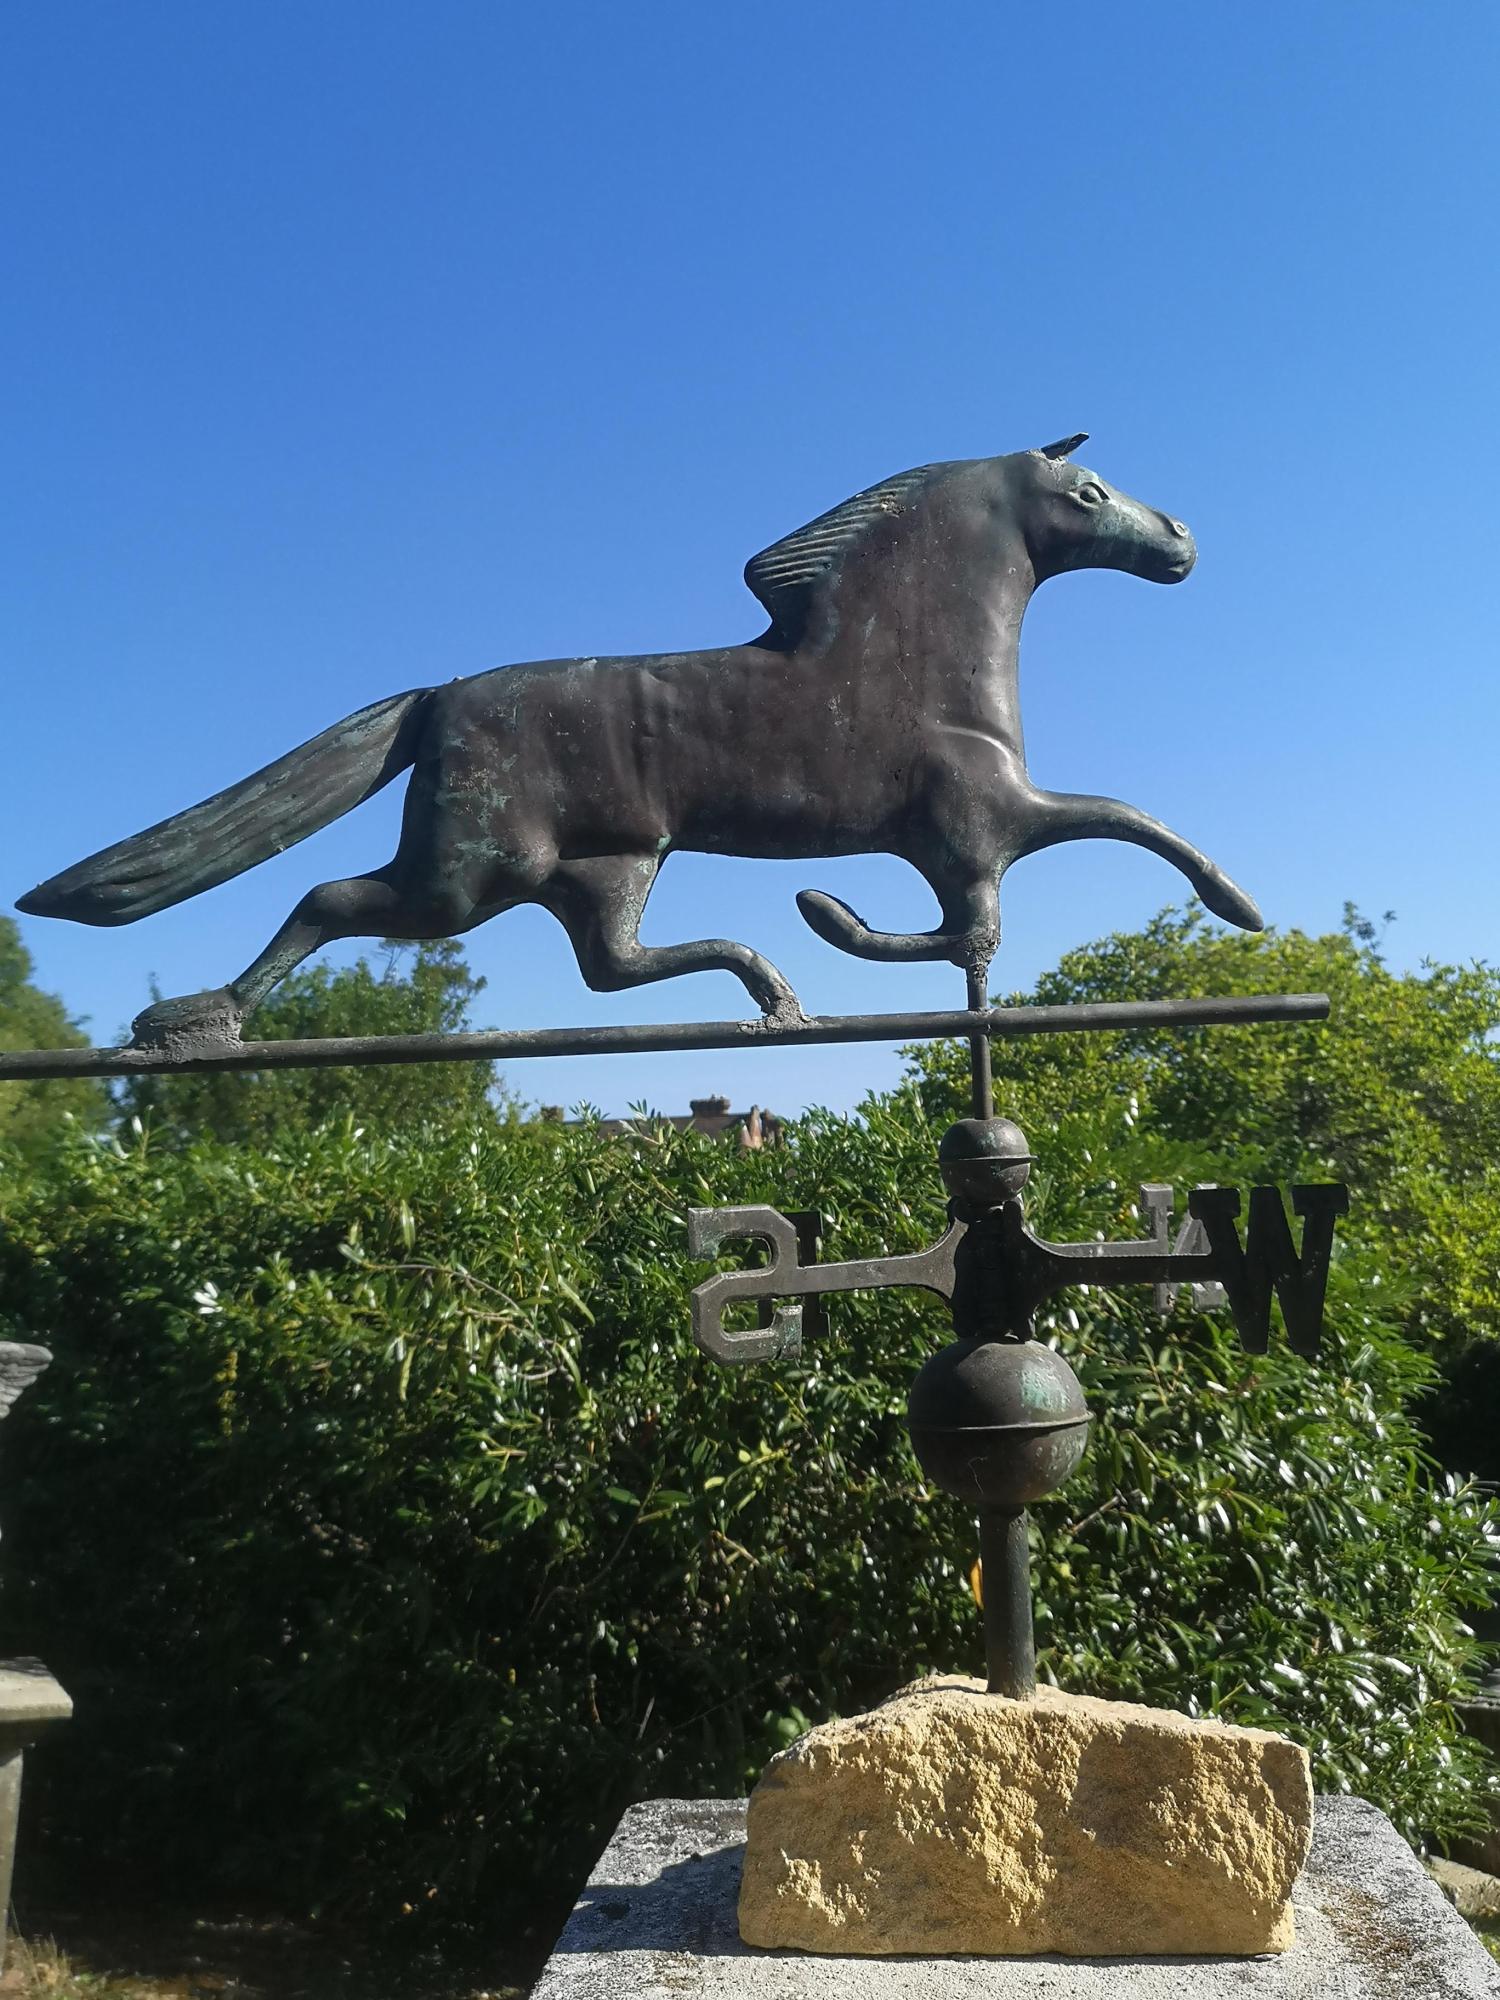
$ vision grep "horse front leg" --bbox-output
[796,871,999,980]
[1012,788,1263,931]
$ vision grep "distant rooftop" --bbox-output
[537,1095,784,1148]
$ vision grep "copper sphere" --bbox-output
[908,1336,1089,1509]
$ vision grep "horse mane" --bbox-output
[744,464,940,642]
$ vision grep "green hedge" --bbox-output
[0,1095,1495,1928]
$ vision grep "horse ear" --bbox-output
[1036,433,1089,461]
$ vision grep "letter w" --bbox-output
[1186,1185,1350,1357]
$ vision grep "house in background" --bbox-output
[537,1094,784,1148]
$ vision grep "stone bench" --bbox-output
[0,1660,72,1967]
[531,1795,1500,1999]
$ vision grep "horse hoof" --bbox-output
[1198,875,1264,933]
[758,993,810,1031]
[129,989,246,1055]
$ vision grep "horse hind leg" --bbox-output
[545,855,805,1024]
[1012,788,1264,931]
[127,864,502,1050]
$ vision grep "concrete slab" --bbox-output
[0,1659,72,1730]
[530,1795,1500,1999]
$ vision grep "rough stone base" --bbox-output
[1431,1857,1500,1923]
[738,1677,1311,1956]
[529,1796,1500,1999]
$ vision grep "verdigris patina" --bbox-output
[18,437,1260,1048]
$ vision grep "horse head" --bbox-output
[743,438,1194,656]
[1006,434,1196,587]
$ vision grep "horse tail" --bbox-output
[796,888,970,964]
[18,688,433,927]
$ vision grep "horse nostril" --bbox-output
[1169,519,1189,538]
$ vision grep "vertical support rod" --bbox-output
[965,966,993,1121]
[979,1507,1036,1699]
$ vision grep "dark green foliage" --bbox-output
[0,917,105,1158]
[910,907,1500,1479]
[1,1080,1494,1930]
[113,942,512,1145]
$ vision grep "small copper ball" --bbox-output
[938,1116,1033,1209]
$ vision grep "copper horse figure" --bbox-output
[20,436,1261,1042]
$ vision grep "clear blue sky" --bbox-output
[3,3,1497,1115]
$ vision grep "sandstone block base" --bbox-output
[737,1676,1313,1957]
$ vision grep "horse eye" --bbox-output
[1074,483,1107,506]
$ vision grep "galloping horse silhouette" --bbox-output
[20,436,1261,1043]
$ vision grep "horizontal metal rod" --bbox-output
[0,993,1330,1082]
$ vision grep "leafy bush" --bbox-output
[0,1074,1494,1930]
[0,917,105,1158]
